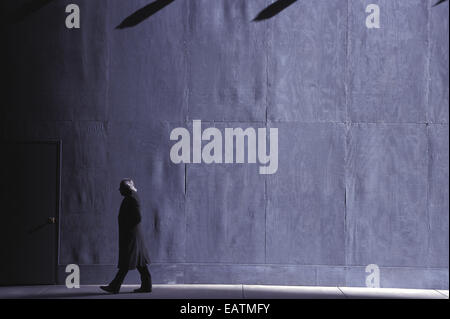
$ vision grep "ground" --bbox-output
[0,285,448,299]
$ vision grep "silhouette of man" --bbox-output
[100,179,152,294]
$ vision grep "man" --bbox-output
[100,179,152,294]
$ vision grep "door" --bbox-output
[0,141,60,285]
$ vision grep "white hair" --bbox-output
[121,178,137,192]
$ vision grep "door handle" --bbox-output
[47,217,56,224]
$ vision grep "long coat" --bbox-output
[118,191,150,270]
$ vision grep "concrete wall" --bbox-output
[1,0,448,289]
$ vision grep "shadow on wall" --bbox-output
[434,0,448,7]
[115,0,300,29]
[116,0,176,29]
[5,0,448,30]
[253,0,297,22]
[5,0,56,25]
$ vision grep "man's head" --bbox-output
[119,178,137,196]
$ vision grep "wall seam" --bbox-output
[426,0,432,124]
[344,0,351,281]
[264,0,270,265]
[425,0,433,268]
[183,0,192,267]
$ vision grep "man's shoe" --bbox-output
[133,287,152,293]
[100,285,120,294]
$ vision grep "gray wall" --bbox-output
[1,0,448,289]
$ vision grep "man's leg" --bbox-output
[135,265,152,293]
[100,268,128,293]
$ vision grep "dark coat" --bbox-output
[118,191,150,269]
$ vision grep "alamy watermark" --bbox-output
[365,264,380,288]
[65,264,80,289]
[169,120,279,175]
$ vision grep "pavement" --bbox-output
[0,284,448,299]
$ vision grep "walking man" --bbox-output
[100,179,152,294]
